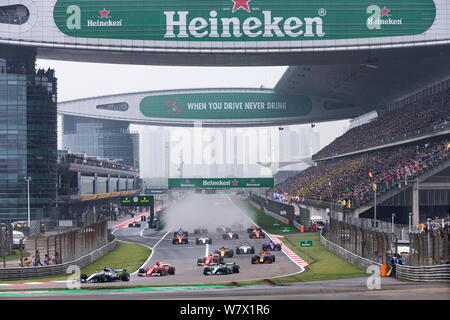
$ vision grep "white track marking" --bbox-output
[227,196,306,273]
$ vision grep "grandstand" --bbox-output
[273,82,450,225]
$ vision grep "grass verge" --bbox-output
[231,196,300,235]
[0,241,151,284]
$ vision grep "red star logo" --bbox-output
[251,179,255,183]
[99,8,110,18]
[232,179,239,185]
[185,180,191,183]
[232,0,251,13]
[381,7,390,17]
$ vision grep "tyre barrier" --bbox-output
[0,239,117,281]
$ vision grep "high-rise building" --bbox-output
[0,46,57,221]
[62,115,140,168]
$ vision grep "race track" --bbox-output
[116,194,303,285]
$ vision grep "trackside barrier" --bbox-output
[0,239,117,281]
[396,264,450,282]
[320,230,381,271]
[320,229,450,282]
[249,198,290,225]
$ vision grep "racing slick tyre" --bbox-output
[251,256,258,264]
[272,256,276,262]
[80,274,87,283]
[250,248,255,254]
[203,267,211,275]
[233,234,239,239]
[236,248,241,254]
[138,268,146,274]
[168,267,175,275]
[233,265,240,273]
[196,258,203,266]
[222,234,227,240]
[121,272,131,281]
[196,239,200,245]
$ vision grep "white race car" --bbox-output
[236,243,255,254]
[196,235,212,245]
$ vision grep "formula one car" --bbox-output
[196,234,212,245]
[247,225,262,233]
[262,240,282,251]
[214,246,234,258]
[222,231,239,240]
[80,268,130,283]
[236,243,255,254]
[197,253,224,266]
[249,228,265,239]
[194,227,208,234]
[203,262,240,275]
[231,222,244,230]
[251,252,276,264]
[173,229,189,244]
[128,221,141,227]
[216,226,232,233]
[138,262,175,277]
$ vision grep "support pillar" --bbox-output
[412,179,420,227]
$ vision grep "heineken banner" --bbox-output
[54,0,435,42]
[168,178,274,189]
[140,92,312,120]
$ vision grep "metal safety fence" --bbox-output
[11,220,110,267]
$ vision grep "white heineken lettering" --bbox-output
[304,17,325,37]
[243,17,262,37]
[87,19,123,27]
[164,11,189,38]
[221,17,242,37]
[189,17,208,37]
[263,11,284,37]
[163,10,325,39]
[209,11,219,37]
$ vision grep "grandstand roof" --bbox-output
[275,44,450,119]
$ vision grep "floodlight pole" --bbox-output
[24,177,32,228]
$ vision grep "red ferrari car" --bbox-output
[138,263,176,277]
[197,253,224,266]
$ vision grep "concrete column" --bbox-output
[77,172,82,195]
[412,179,420,226]
[106,174,110,193]
[93,173,98,194]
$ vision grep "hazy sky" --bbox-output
[36,59,349,176]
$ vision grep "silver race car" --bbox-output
[236,243,255,254]
[196,234,212,245]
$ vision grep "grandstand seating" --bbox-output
[313,87,450,160]
[272,137,450,208]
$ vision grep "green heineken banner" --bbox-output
[120,195,154,207]
[54,0,435,42]
[140,92,312,120]
[168,178,274,189]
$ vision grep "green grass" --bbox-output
[236,233,367,285]
[3,249,30,262]
[231,196,300,235]
[0,241,151,284]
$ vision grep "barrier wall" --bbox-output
[320,229,450,282]
[0,239,117,281]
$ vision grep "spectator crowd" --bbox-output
[314,87,450,159]
[272,137,450,208]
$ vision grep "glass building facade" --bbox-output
[63,115,140,169]
[0,46,57,221]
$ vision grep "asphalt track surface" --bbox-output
[1,195,449,300]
